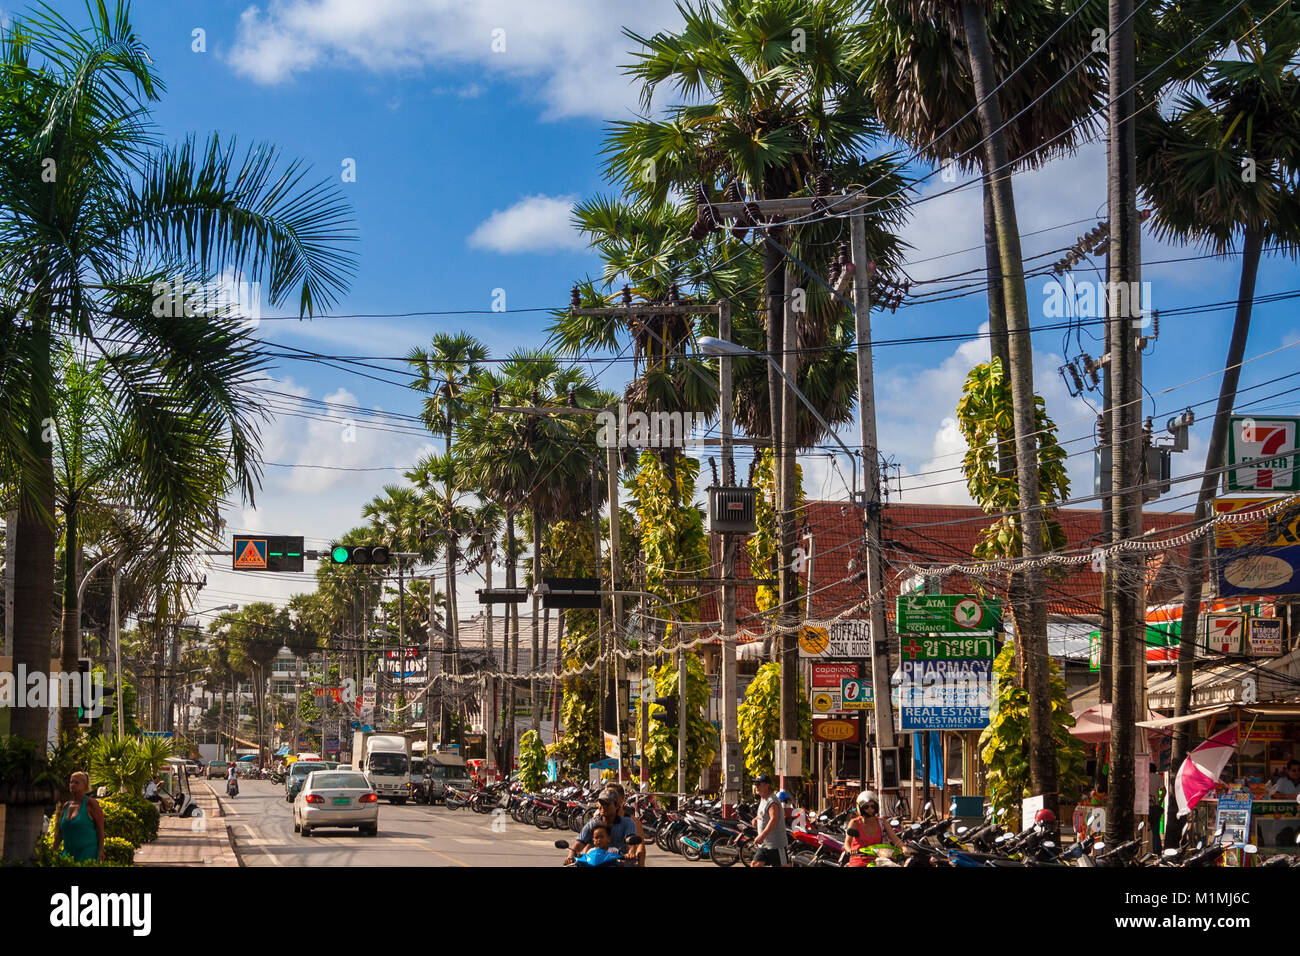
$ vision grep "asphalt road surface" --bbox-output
[216,779,695,868]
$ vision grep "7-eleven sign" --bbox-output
[1228,415,1300,492]
[1201,613,1245,656]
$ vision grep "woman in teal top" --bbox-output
[53,771,104,862]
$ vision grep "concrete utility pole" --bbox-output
[849,212,899,808]
[717,299,741,813]
[778,260,802,796]
[1107,0,1143,845]
[605,442,626,773]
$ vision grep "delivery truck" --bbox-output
[351,731,411,803]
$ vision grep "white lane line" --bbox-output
[237,822,284,867]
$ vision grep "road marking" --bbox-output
[400,838,472,867]
[237,822,283,867]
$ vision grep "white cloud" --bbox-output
[466,194,585,254]
[227,0,681,119]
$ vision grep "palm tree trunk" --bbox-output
[5,298,57,861]
[59,500,81,736]
[1165,226,1264,844]
[504,511,519,771]
[962,0,1057,815]
[763,239,784,454]
[530,505,542,733]
[483,542,495,767]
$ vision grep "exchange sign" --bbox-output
[895,594,1001,635]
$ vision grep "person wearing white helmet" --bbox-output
[842,790,900,866]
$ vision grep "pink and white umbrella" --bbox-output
[1174,726,1238,818]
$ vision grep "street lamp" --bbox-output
[697,336,860,502]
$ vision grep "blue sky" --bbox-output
[23,0,1300,614]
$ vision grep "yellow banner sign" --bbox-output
[1214,497,1300,550]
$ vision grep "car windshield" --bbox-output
[310,773,369,790]
[410,759,425,776]
[368,753,408,774]
[292,763,326,777]
[429,766,461,779]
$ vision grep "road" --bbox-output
[216,779,695,868]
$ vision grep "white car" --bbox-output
[293,770,380,837]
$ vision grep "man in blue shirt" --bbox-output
[567,787,645,866]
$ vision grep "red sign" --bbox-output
[811,662,858,688]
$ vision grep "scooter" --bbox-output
[555,834,643,867]
[227,776,240,797]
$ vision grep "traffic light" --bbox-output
[329,544,391,565]
[652,696,678,728]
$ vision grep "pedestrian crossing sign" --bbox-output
[234,537,268,569]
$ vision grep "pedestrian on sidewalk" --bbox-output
[53,771,104,863]
[749,774,787,867]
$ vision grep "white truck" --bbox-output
[351,731,411,804]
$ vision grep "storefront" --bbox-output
[1139,702,1300,861]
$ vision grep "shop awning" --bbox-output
[1136,707,1231,730]
[737,640,767,661]
[1071,702,1165,743]
[273,745,290,756]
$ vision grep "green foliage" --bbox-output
[954,359,1070,560]
[745,450,804,614]
[518,730,547,792]
[630,451,709,626]
[102,794,159,843]
[99,801,146,848]
[87,735,171,795]
[102,837,136,866]
[641,652,717,793]
[555,678,602,769]
[738,662,813,783]
[978,642,1087,828]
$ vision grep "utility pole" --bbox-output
[1107,0,1143,845]
[777,260,802,796]
[605,442,626,782]
[717,299,741,813]
[849,212,899,809]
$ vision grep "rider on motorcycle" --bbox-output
[573,822,626,866]
[566,786,645,867]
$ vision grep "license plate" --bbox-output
[332,797,350,806]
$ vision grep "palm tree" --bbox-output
[0,2,355,860]
[858,0,1104,814]
[220,603,290,766]
[408,332,489,747]
[601,0,912,452]
[1136,4,1300,840]
[461,352,605,740]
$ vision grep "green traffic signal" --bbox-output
[332,545,350,563]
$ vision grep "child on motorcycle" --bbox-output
[573,822,625,867]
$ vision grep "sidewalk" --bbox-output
[134,778,239,867]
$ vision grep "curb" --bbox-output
[196,779,244,867]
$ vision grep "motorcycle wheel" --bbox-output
[739,842,757,867]
[712,842,741,867]
[681,840,704,862]
[655,826,673,853]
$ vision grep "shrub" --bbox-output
[102,837,135,866]
[103,794,160,842]
[100,801,146,847]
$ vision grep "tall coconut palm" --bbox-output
[859,0,1104,815]
[408,332,489,747]
[1136,4,1300,840]
[602,0,912,452]
[0,3,355,860]
[461,352,606,738]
